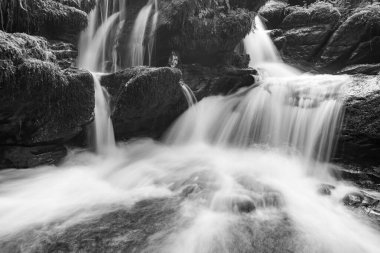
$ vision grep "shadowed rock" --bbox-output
[101,67,188,140]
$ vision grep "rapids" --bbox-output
[0,13,379,253]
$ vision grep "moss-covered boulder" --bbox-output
[0,0,88,43]
[155,0,254,66]
[259,1,380,72]
[0,31,94,168]
[101,67,188,140]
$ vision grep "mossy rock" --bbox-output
[0,0,88,43]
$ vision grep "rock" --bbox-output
[181,64,256,100]
[317,4,380,70]
[347,36,380,66]
[342,191,380,211]
[338,64,380,75]
[0,145,67,169]
[343,192,364,207]
[155,2,254,66]
[279,2,341,64]
[0,198,181,253]
[318,184,335,196]
[335,75,380,166]
[0,0,88,44]
[100,67,188,140]
[259,1,380,72]
[0,31,94,168]
[259,0,288,29]
[233,198,256,213]
[229,0,268,11]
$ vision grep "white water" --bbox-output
[78,0,127,72]
[180,81,197,107]
[128,0,157,67]
[0,15,379,253]
[91,73,116,153]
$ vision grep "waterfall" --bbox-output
[180,81,197,107]
[1,10,380,253]
[166,16,346,164]
[78,0,127,72]
[91,73,116,153]
[243,16,301,77]
[128,0,158,67]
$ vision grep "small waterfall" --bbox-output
[243,16,301,77]
[180,81,197,107]
[78,0,126,72]
[91,73,116,153]
[128,0,158,67]
[78,12,120,72]
[167,16,346,163]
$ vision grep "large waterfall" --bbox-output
[0,12,379,253]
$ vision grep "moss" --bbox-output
[0,0,87,43]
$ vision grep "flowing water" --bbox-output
[128,0,158,67]
[91,73,116,153]
[78,0,159,70]
[0,14,379,253]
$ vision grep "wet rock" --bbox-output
[233,198,256,213]
[180,184,200,198]
[0,145,67,169]
[335,75,380,166]
[181,64,256,101]
[318,184,336,196]
[0,0,88,44]
[0,198,181,253]
[342,191,380,214]
[100,67,188,140]
[343,192,364,207]
[338,64,380,75]
[330,164,380,191]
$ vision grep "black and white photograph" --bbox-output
[0,0,380,252]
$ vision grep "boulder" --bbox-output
[0,145,67,169]
[0,0,88,44]
[259,1,380,72]
[0,31,94,168]
[181,64,256,100]
[335,75,380,166]
[338,64,380,75]
[155,1,254,66]
[100,67,188,140]
[259,0,288,29]
[317,5,380,70]
[278,2,340,64]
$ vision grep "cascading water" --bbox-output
[0,14,380,253]
[91,73,116,153]
[128,0,158,67]
[180,81,197,107]
[78,0,127,72]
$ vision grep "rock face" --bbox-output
[101,67,188,140]
[155,1,253,66]
[335,75,380,166]
[181,64,257,100]
[0,31,94,168]
[260,1,380,72]
[0,0,90,44]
